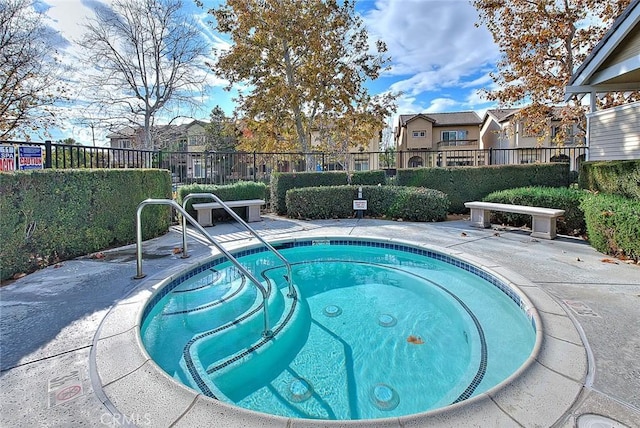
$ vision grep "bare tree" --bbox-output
[78,0,208,149]
[0,0,68,140]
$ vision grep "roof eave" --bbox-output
[566,0,640,94]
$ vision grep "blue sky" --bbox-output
[38,0,502,146]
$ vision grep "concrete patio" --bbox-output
[1,215,638,427]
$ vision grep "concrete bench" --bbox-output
[192,199,265,226]
[464,201,565,240]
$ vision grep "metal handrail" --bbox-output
[135,199,273,338]
[181,193,295,298]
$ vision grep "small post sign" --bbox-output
[353,200,368,210]
[0,145,16,171]
[354,186,367,219]
[18,146,43,170]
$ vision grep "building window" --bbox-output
[441,130,468,145]
[551,125,576,145]
[188,135,206,146]
[116,139,132,149]
[354,156,369,171]
[412,130,426,138]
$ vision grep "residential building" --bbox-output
[565,0,640,161]
[107,120,215,176]
[309,125,382,172]
[394,112,482,168]
[480,107,585,170]
[106,126,138,149]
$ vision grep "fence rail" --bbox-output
[1,140,587,186]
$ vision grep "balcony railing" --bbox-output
[436,139,479,148]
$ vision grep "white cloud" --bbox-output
[363,0,499,94]
[366,0,503,119]
[424,97,459,112]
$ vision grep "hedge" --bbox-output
[0,169,171,281]
[581,192,640,262]
[482,187,587,236]
[579,160,640,200]
[285,185,449,222]
[396,163,570,213]
[270,170,386,215]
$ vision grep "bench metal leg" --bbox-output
[469,208,491,228]
[196,209,214,227]
[531,216,557,240]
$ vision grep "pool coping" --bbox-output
[90,233,587,427]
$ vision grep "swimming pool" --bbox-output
[140,237,540,421]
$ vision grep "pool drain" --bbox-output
[289,378,313,402]
[378,314,397,327]
[323,305,342,317]
[577,414,628,428]
[371,383,399,410]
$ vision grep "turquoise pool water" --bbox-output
[141,239,537,420]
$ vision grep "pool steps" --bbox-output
[178,272,299,397]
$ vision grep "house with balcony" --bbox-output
[565,0,640,161]
[394,112,482,168]
[480,107,585,170]
[107,120,215,177]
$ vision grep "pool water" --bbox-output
[141,240,536,420]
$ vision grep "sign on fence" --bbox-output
[0,145,16,171]
[18,146,43,170]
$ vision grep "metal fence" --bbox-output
[2,140,587,186]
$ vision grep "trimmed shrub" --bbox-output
[0,169,171,281]
[286,186,354,219]
[351,170,387,186]
[397,163,570,213]
[482,187,587,236]
[176,181,268,216]
[579,160,640,200]
[581,193,640,262]
[270,171,386,215]
[285,185,449,222]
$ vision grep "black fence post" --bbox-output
[44,140,52,169]
[489,147,493,165]
[253,152,257,181]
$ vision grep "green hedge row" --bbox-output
[397,163,570,213]
[482,187,587,236]
[270,170,386,215]
[581,192,640,262]
[579,160,640,200]
[285,185,449,222]
[0,169,171,281]
[176,181,268,217]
